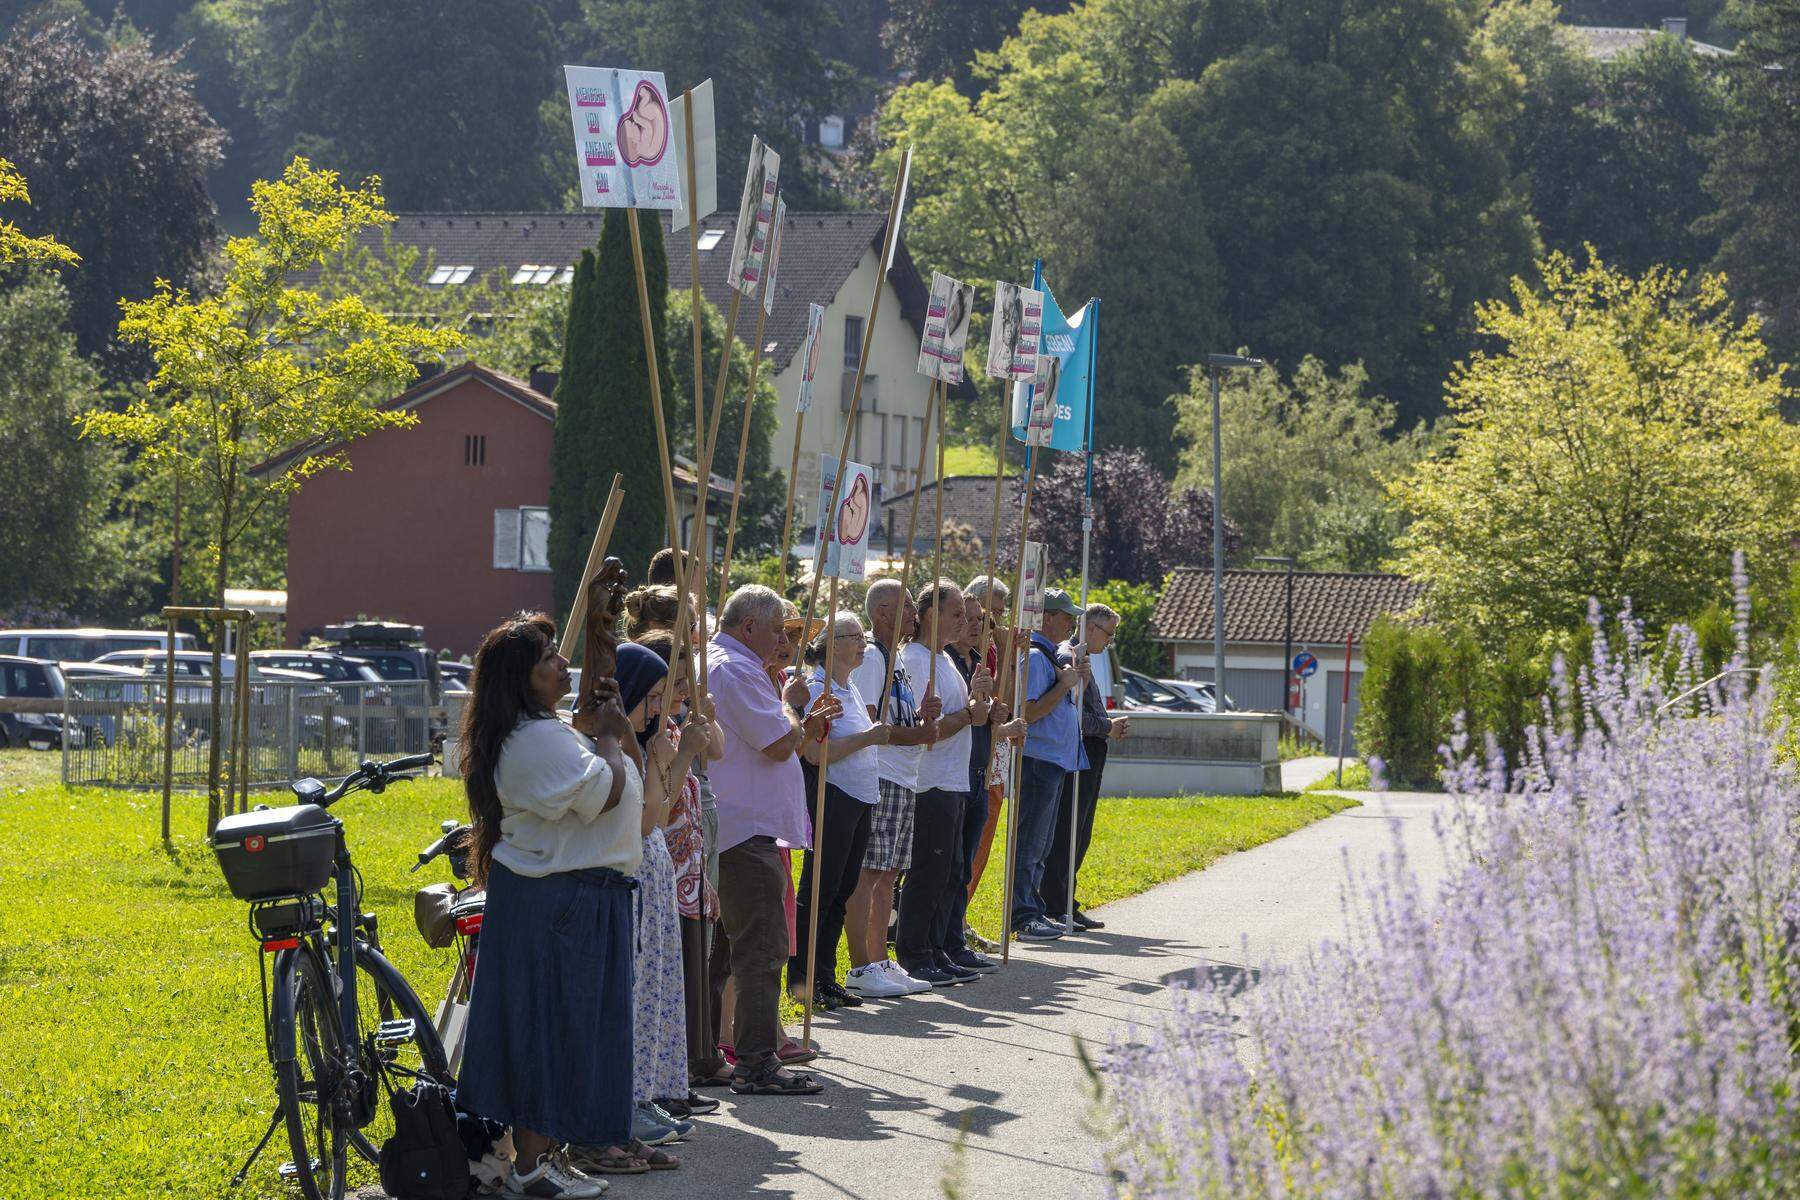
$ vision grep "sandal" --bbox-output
[731,1067,824,1096]
[690,1066,734,1089]
[777,1039,819,1066]
[628,1138,681,1171]
[569,1143,651,1175]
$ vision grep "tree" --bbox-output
[278,0,559,210]
[1389,252,1800,640]
[79,158,459,829]
[0,158,77,266]
[1701,0,1800,366]
[549,209,672,623]
[1172,357,1433,570]
[0,19,223,373]
[882,0,1068,93]
[1002,446,1239,586]
[0,272,129,614]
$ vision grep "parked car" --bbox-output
[60,661,150,747]
[0,656,82,749]
[250,650,391,702]
[438,660,472,691]
[0,627,197,662]
[313,622,442,703]
[1160,678,1238,713]
[95,649,250,679]
[1117,668,1197,712]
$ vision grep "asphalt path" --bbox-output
[655,763,1458,1200]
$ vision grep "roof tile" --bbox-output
[1151,568,1426,645]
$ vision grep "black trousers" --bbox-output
[939,764,992,956]
[1041,737,1108,918]
[895,786,966,971]
[681,914,727,1080]
[788,780,874,988]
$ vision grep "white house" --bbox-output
[1149,568,1427,753]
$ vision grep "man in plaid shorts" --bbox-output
[844,579,942,998]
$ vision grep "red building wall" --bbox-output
[285,376,555,657]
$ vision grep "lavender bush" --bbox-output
[1106,595,1800,1197]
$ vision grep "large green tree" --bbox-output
[0,18,223,374]
[1390,253,1800,639]
[1701,0,1800,366]
[549,209,672,621]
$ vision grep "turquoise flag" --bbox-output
[1009,280,1095,453]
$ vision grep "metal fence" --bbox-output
[59,678,442,791]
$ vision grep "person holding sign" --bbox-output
[1040,604,1131,929]
[1011,588,1090,943]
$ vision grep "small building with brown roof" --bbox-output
[1151,567,1426,751]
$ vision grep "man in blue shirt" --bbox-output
[1012,589,1089,942]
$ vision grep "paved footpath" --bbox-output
[657,767,1459,1200]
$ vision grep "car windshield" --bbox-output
[355,652,420,680]
[3,661,63,698]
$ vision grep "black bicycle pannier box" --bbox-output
[211,805,340,901]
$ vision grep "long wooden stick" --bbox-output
[998,449,1040,963]
[717,296,771,594]
[801,570,840,1046]
[558,474,626,660]
[690,287,742,697]
[975,397,1009,766]
[798,148,910,653]
[874,376,939,723]
[683,91,706,659]
[777,403,807,595]
[924,385,947,696]
[626,208,695,734]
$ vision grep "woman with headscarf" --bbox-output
[456,612,644,1196]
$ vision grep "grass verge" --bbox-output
[0,767,1351,1197]
[1305,760,1373,791]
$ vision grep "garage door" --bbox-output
[1324,670,1363,755]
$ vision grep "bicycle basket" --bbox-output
[212,805,340,901]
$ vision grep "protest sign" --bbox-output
[563,66,682,209]
[986,282,1043,380]
[1022,356,1060,447]
[727,137,781,295]
[916,271,976,384]
[1009,282,1095,453]
[669,79,716,232]
[1020,541,1048,630]
[796,302,825,413]
[816,455,875,580]
[762,196,787,316]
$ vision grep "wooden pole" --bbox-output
[998,449,1040,962]
[161,612,176,841]
[558,474,626,661]
[690,286,743,697]
[681,93,711,687]
[874,376,938,723]
[924,383,948,697]
[976,401,1007,670]
[776,403,807,595]
[717,296,771,594]
[625,208,699,737]
[234,622,251,814]
[797,148,910,653]
[800,571,840,1047]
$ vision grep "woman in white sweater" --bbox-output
[455,612,651,1197]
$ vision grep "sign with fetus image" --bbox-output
[986,281,1043,380]
[727,137,781,296]
[1019,541,1048,630]
[816,454,875,580]
[563,65,682,209]
[796,302,825,412]
[916,271,976,384]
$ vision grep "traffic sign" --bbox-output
[1292,651,1319,679]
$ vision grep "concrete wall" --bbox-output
[768,248,934,522]
[1100,711,1283,796]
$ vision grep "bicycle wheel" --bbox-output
[275,949,348,1200]
[346,939,454,1166]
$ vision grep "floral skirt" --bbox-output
[632,829,688,1102]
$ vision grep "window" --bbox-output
[556,266,575,284]
[819,115,846,149]
[510,264,539,285]
[531,265,557,284]
[1,662,55,698]
[464,434,486,466]
[843,316,863,367]
[430,265,475,286]
[896,417,907,480]
[493,509,519,568]
[519,508,550,571]
[698,229,724,251]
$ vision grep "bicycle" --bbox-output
[212,753,452,1200]
[410,818,483,1075]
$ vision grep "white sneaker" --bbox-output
[845,961,912,998]
[504,1152,607,1198]
[881,959,934,995]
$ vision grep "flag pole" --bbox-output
[680,95,714,700]
[558,473,626,660]
[973,386,1010,908]
[797,147,911,658]
[717,294,772,594]
[1064,298,1098,935]
[800,570,840,1046]
[923,374,948,700]
[873,376,938,724]
[777,404,807,595]
[998,443,1039,963]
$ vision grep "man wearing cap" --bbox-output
[1010,588,1089,942]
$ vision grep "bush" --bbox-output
[1059,578,1161,674]
[1107,611,1800,1196]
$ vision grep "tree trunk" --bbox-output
[206,482,232,835]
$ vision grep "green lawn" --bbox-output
[0,750,1351,1197]
[1304,760,1373,791]
[941,442,998,477]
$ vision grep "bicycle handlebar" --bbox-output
[311,752,436,808]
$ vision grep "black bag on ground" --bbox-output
[378,1080,471,1200]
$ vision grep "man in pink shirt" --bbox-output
[706,585,836,1095]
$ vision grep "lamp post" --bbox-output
[1207,353,1265,708]
[1255,554,1295,715]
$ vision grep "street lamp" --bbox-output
[1255,554,1295,714]
[1207,353,1265,709]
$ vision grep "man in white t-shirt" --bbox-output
[843,579,942,997]
[894,580,993,986]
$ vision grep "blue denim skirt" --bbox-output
[458,862,636,1147]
